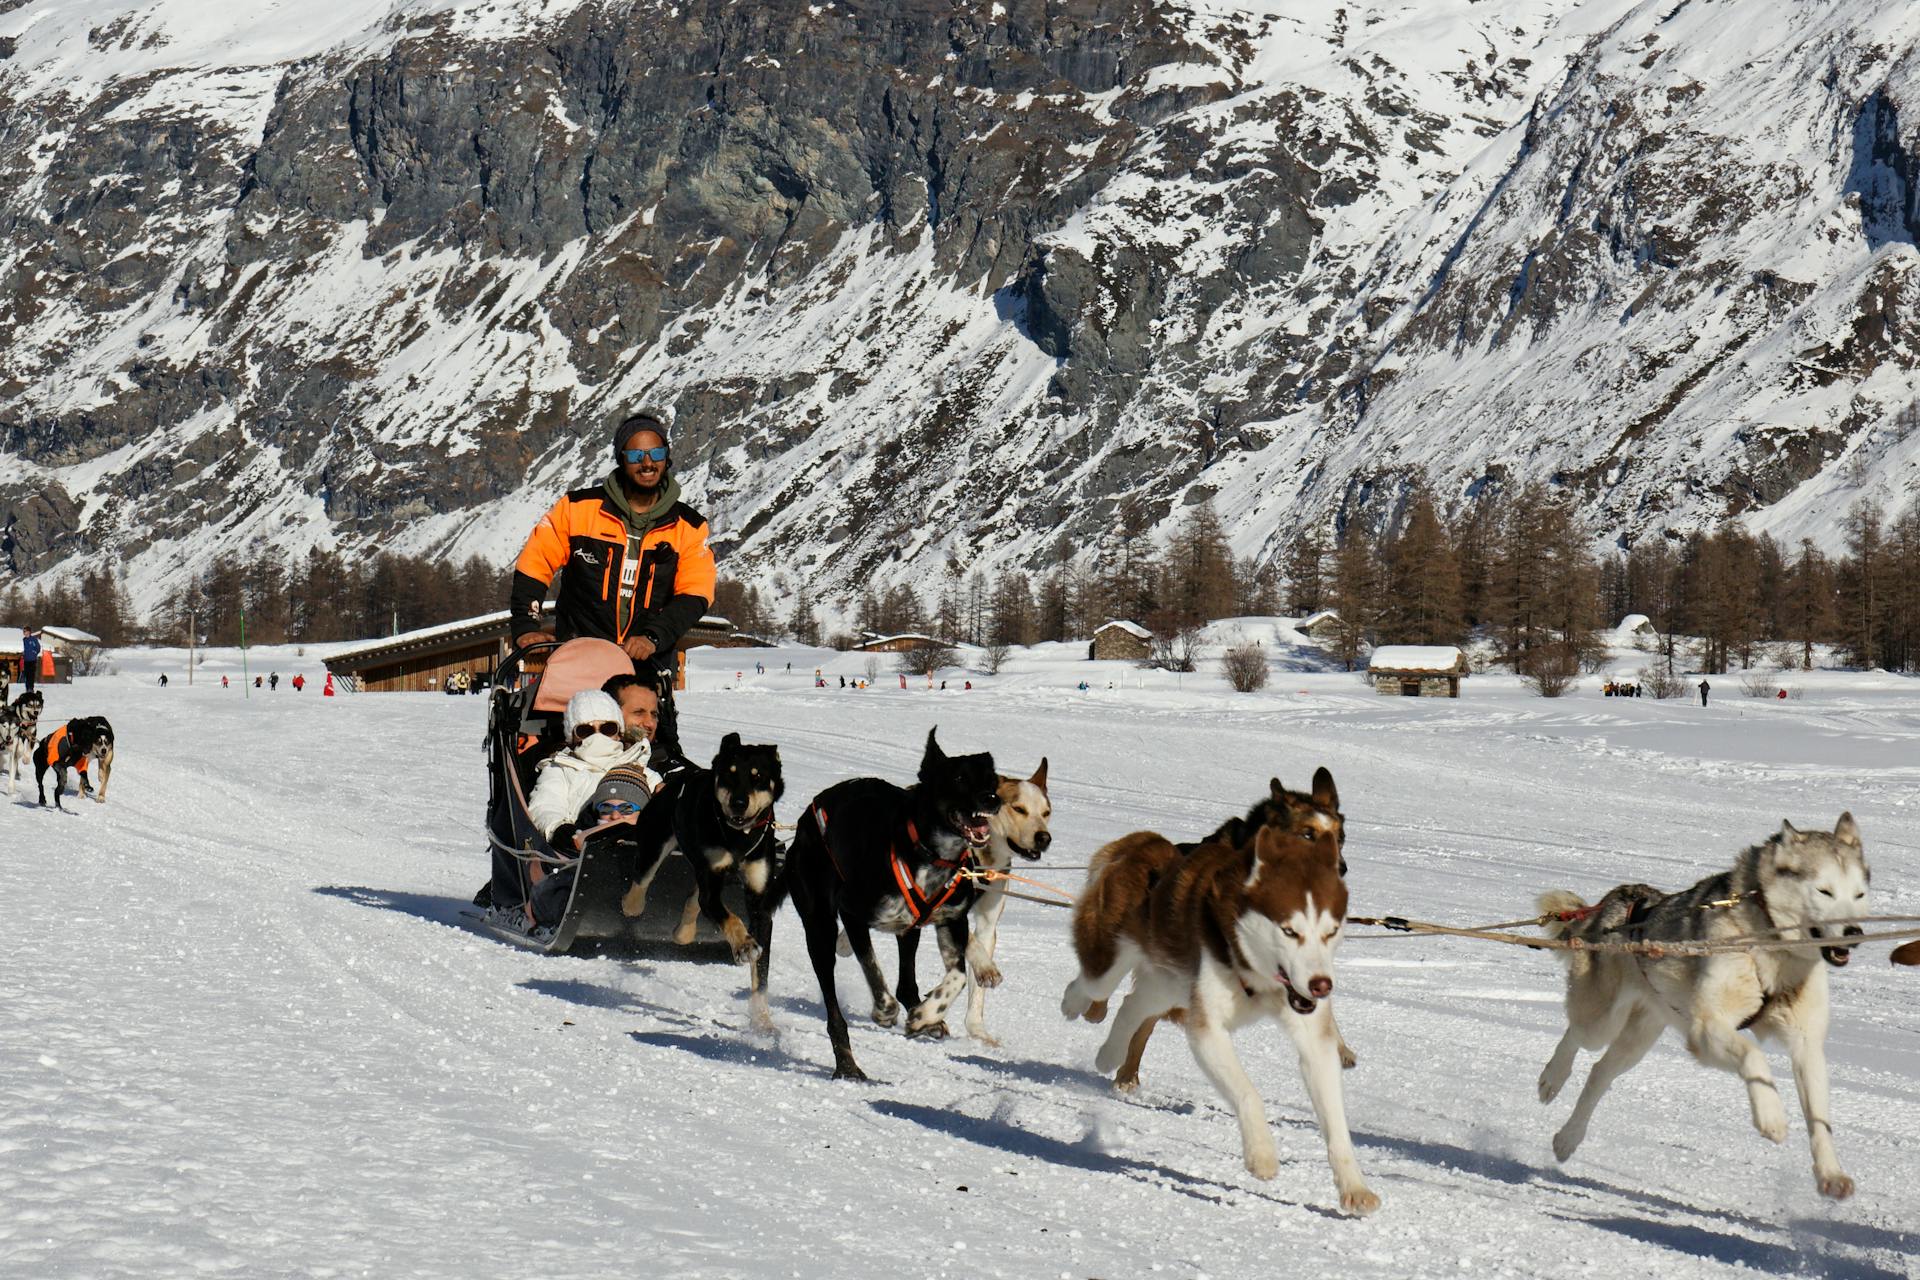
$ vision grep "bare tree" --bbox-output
[897,642,956,676]
[982,641,1012,674]
[1149,624,1202,673]
[1640,664,1686,699]
[1222,643,1270,692]
[1520,642,1580,697]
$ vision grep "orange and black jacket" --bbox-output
[510,475,717,657]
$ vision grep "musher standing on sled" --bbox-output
[509,408,716,767]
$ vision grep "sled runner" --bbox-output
[480,637,740,958]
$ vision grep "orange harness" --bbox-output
[809,805,972,929]
[37,725,89,774]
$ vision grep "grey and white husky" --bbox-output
[2,690,45,798]
[1537,814,1869,1199]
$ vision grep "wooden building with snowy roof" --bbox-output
[1366,645,1468,697]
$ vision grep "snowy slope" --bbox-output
[10,1,1920,610]
[3,643,1917,1276]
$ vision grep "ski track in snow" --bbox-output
[3,644,1918,1278]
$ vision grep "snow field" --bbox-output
[2,640,1917,1277]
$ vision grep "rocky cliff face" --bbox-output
[5,0,1920,613]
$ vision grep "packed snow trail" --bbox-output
[2,644,1917,1278]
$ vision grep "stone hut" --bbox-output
[1089,620,1152,662]
[1367,645,1468,697]
[1295,610,1342,642]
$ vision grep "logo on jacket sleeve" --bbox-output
[571,546,603,568]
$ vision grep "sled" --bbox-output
[481,637,741,959]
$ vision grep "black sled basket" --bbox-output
[481,638,736,958]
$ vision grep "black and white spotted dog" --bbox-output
[2,689,45,799]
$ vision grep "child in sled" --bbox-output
[523,690,660,927]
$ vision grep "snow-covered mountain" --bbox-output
[6,0,1920,613]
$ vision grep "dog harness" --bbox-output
[35,724,89,774]
[808,805,973,929]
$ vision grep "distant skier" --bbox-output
[269,672,280,691]
[158,673,169,687]
[292,674,306,692]
[1698,678,1710,707]
[222,675,230,689]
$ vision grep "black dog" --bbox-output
[35,716,115,811]
[783,727,1001,1080]
[619,732,785,1018]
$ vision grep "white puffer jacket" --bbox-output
[527,735,658,840]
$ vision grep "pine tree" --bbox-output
[1327,524,1380,671]
[1283,528,1326,615]
[1837,501,1887,668]
[1378,488,1464,645]
[1783,538,1835,670]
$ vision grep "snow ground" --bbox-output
[3,640,1918,1278]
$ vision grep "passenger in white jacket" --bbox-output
[528,689,661,845]
[523,691,660,930]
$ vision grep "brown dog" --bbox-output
[1061,818,1376,1214]
[1087,770,1351,1088]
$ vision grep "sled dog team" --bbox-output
[2,689,115,811]
[609,725,1873,1216]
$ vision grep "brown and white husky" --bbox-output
[1061,820,1377,1215]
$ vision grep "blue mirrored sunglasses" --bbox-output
[619,446,669,464]
[596,800,644,815]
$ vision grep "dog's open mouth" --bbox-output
[1006,838,1044,862]
[958,813,992,846]
[1275,969,1317,1015]
[1815,925,1863,967]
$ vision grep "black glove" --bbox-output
[550,822,580,852]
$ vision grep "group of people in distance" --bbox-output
[1601,680,1642,697]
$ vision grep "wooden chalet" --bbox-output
[854,633,945,654]
[324,610,739,692]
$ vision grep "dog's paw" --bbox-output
[966,1021,1000,1048]
[871,996,900,1028]
[619,883,649,919]
[1094,1038,1128,1075]
[831,1060,870,1083]
[1551,1124,1584,1163]
[1338,1040,1359,1070]
[1060,984,1091,1021]
[906,1018,951,1041]
[1752,1095,1788,1144]
[1816,1169,1856,1200]
[1339,1185,1382,1217]
[671,920,699,945]
[973,963,1003,989]
[1244,1143,1279,1181]
[730,939,762,968]
[1538,1069,1566,1104]
[1085,998,1109,1024]
[747,994,775,1034]
[1111,1074,1140,1095]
